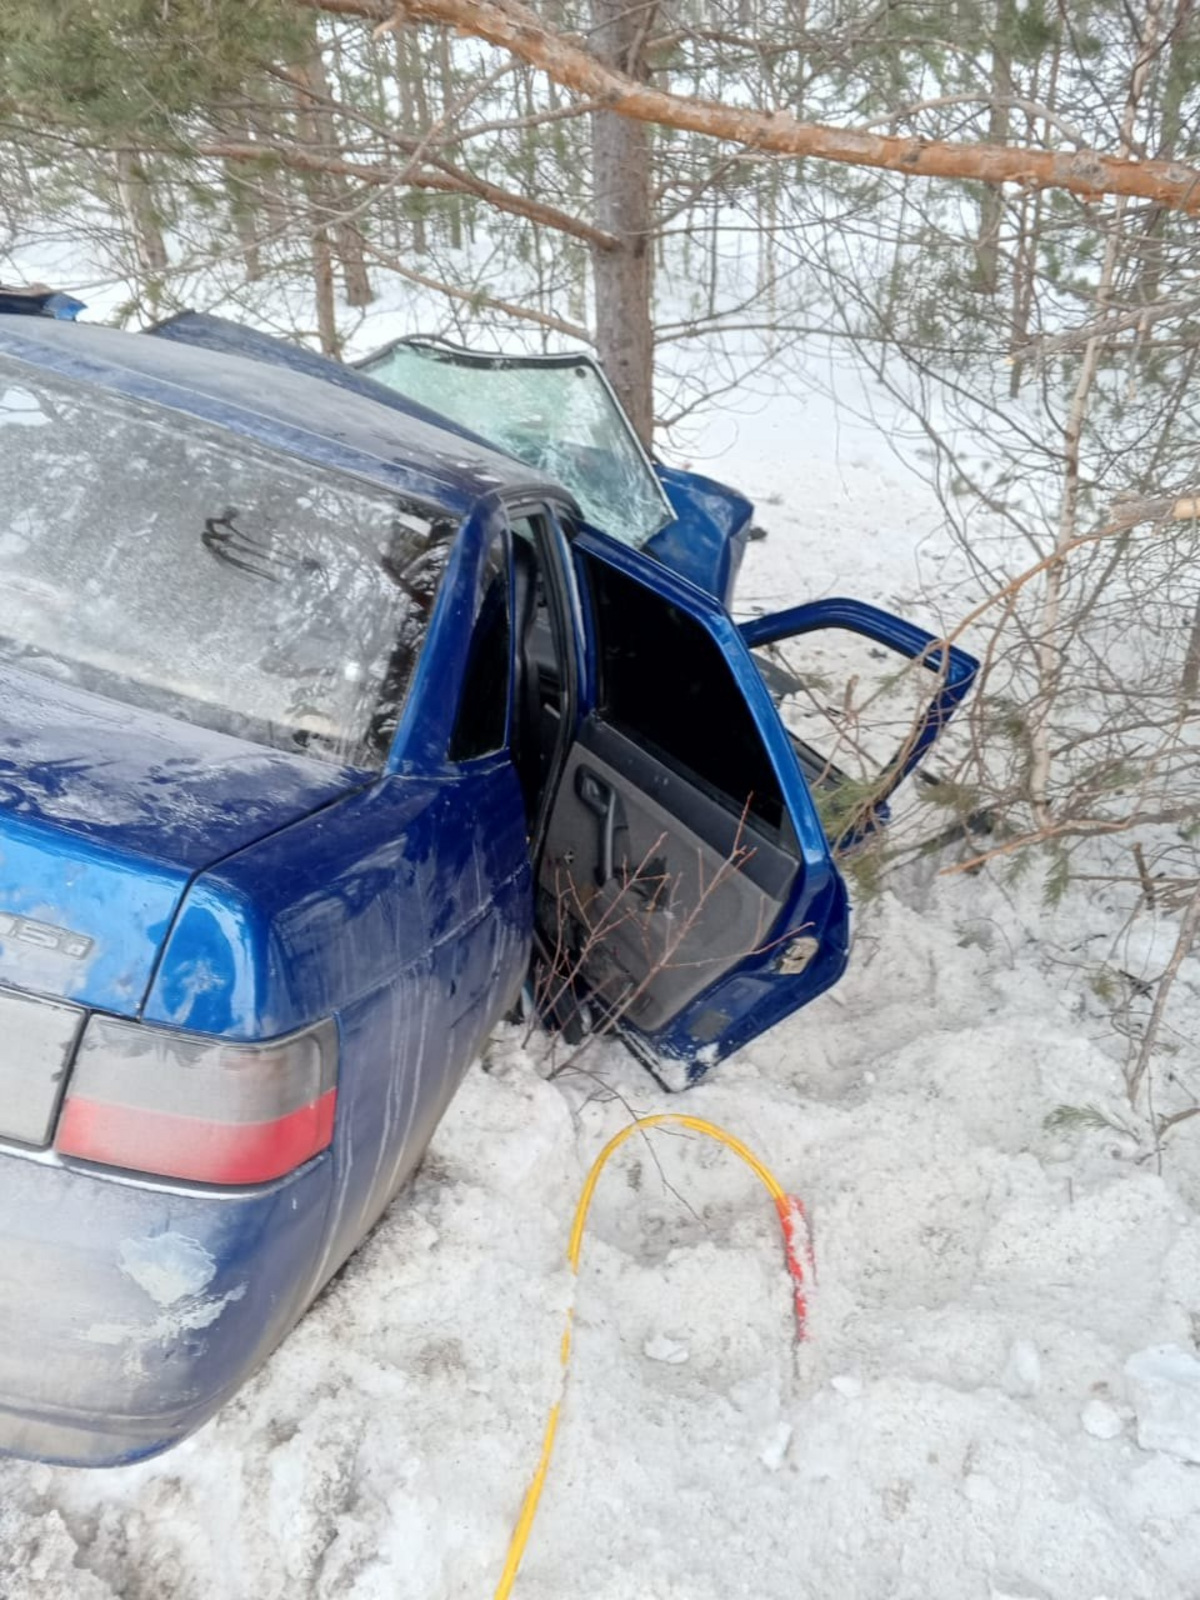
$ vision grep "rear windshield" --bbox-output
[0,358,454,768]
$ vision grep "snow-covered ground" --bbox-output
[2,329,1200,1600]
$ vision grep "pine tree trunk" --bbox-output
[303,44,374,307]
[292,69,342,354]
[230,178,264,282]
[115,150,168,276]
[214,112,264,282]
[590,0,656,449]
[247,100,291,235]
[311,228,339,356]
[393,30,423,253]
[438,28,463,250]
[975,0,1015,295]
[405,26,433,256]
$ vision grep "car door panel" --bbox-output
[533,529,848,1085]
[539,719,798,1035]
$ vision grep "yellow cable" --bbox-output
[493,1113,804,1600]
[492,1403,561,1600]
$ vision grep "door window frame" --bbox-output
[446,521,513,765]
[499,497,583,853]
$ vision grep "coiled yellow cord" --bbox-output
[493,1113,810,1599]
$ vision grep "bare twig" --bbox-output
[1127,880,1200,1107]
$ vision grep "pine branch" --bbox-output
[297,0,1200,215]
[360,237,590,338]
[196,137,619,250]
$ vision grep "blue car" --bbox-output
[0,293,976,1466]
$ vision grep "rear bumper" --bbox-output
[0,1144,332,1466]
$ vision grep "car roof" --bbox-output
[146,311,500,452]
[0,314,562,520]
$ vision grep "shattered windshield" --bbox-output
[0,359,454,768]
[358,340,673,547]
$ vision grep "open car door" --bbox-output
[532,530,852,1089]
[740,600,978,851]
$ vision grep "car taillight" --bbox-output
[55,1016,338,1185]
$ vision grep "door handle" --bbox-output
[575,766,619,887]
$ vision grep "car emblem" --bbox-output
[0,911,93,960]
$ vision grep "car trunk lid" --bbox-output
[0,665,363,1021]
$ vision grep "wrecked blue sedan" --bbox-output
[0,300,975,1466]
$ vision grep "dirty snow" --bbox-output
[1,340,1199,1599]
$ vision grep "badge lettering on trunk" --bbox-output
[0,912,93,960]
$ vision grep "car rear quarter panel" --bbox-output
[145,757,533,1291]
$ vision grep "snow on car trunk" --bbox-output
[0,664,360,1013]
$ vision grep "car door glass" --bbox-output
[448,528,510,761]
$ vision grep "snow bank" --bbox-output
[5,880,1199,1600]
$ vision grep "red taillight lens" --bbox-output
[55,1017,338,1184]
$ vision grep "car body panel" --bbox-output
[0,1145,333,1465]
[647,462,756,604]
[0,665,361,1012]
[0,752,529,1466]
[144,761,530,1039]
